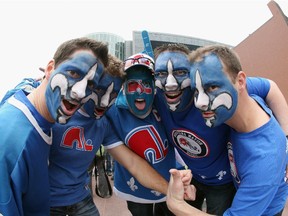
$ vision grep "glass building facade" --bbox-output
[86,32,125,60]
[86,31,231,60]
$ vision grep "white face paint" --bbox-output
[70,64,97,100]
[190,54,238,127]
[154,52,193,112]
[45,52,104,124]
[81,72,123,119]
[100,82,114,107]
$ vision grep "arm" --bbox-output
[265,80,288,135]
[108,144,169,194]
[167,169,213,216]
[265,80,288,180]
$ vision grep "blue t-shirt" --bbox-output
[224,95,288,215]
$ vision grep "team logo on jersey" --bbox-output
[60,126,93,151]
[172,129,208,158]
[125,125,168,164]
[127,177,138,192]
[227,142,240,184]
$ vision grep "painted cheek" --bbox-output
[100,88,113,108]
[155,80,163,89]
[180,78,191,89]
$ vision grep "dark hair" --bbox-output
[53,37,109,68]
[189,45,242,82]
[154,43,190,59]
[106,54,125,78]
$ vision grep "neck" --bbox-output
[27,82,55,123]
[225,95,269,133]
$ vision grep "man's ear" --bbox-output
[237,71,247,92]
[44,59,55,80]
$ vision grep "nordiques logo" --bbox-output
[172,129,208,158]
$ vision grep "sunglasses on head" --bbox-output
[124,57,154,71]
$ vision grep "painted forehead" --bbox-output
[56,52,103,79]
[155,51,190,71]
[97,73,123,91]
[126,68,153,79]
[193,53,227,82]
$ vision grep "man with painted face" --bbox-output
[153,43,288,215]
[48,54,124,215]
[166,45,288,216]
[106,53,178,216]
[49,53,180,216]
[0,37,109,216]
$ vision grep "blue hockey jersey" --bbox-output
[49,109,122,207]
[106,90,177,203]
[154,77,271,185]
[0,90,53,216]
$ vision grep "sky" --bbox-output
[0,0,287,99]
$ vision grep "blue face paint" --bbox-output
[190,53,238,127]
[82,73,123,119]
[154,51,193,112]
[124,66,155,119]
[45,52,104,124]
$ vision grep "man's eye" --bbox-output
[142,81,150,87]
[174,70,188,76]
[207,86,219,92]
[87,80,94,90]
[67,70,80,79]
[155,71,167,78]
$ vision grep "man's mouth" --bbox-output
[202,111,215,119]
[61,99,80,116]
[135,98,146,110]
[165,91,182,104]
[94,107,106,117]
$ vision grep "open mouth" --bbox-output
[202,111,215,119]
[135,98,146,110]
[165,91,182,104]
[94,107,106,117]
[61,99,80,116]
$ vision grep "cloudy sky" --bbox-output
[0,0,287,98]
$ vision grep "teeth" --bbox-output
[68,100,78,105]
[136,99,144,102]
[166,92,181,97]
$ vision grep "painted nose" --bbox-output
[165,74,178,91]
[71,80,87,100]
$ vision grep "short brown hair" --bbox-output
[154,43,190,60]
[105,54,125,78]
[189,45,242,82]
[53,37,109,68]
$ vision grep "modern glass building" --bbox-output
[126,31,231,59]
[86,31,231,60]
[86,32,125,60]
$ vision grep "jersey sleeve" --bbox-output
[0,78,41,106]
[246,77,270,100]
[0,165,21,216]
[102,116,123,149]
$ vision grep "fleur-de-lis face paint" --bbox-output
[155,51,193,112]
[45,52,104,124]
[82,73,123,119]
[190,53,238,127]
[124,67,155,119]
